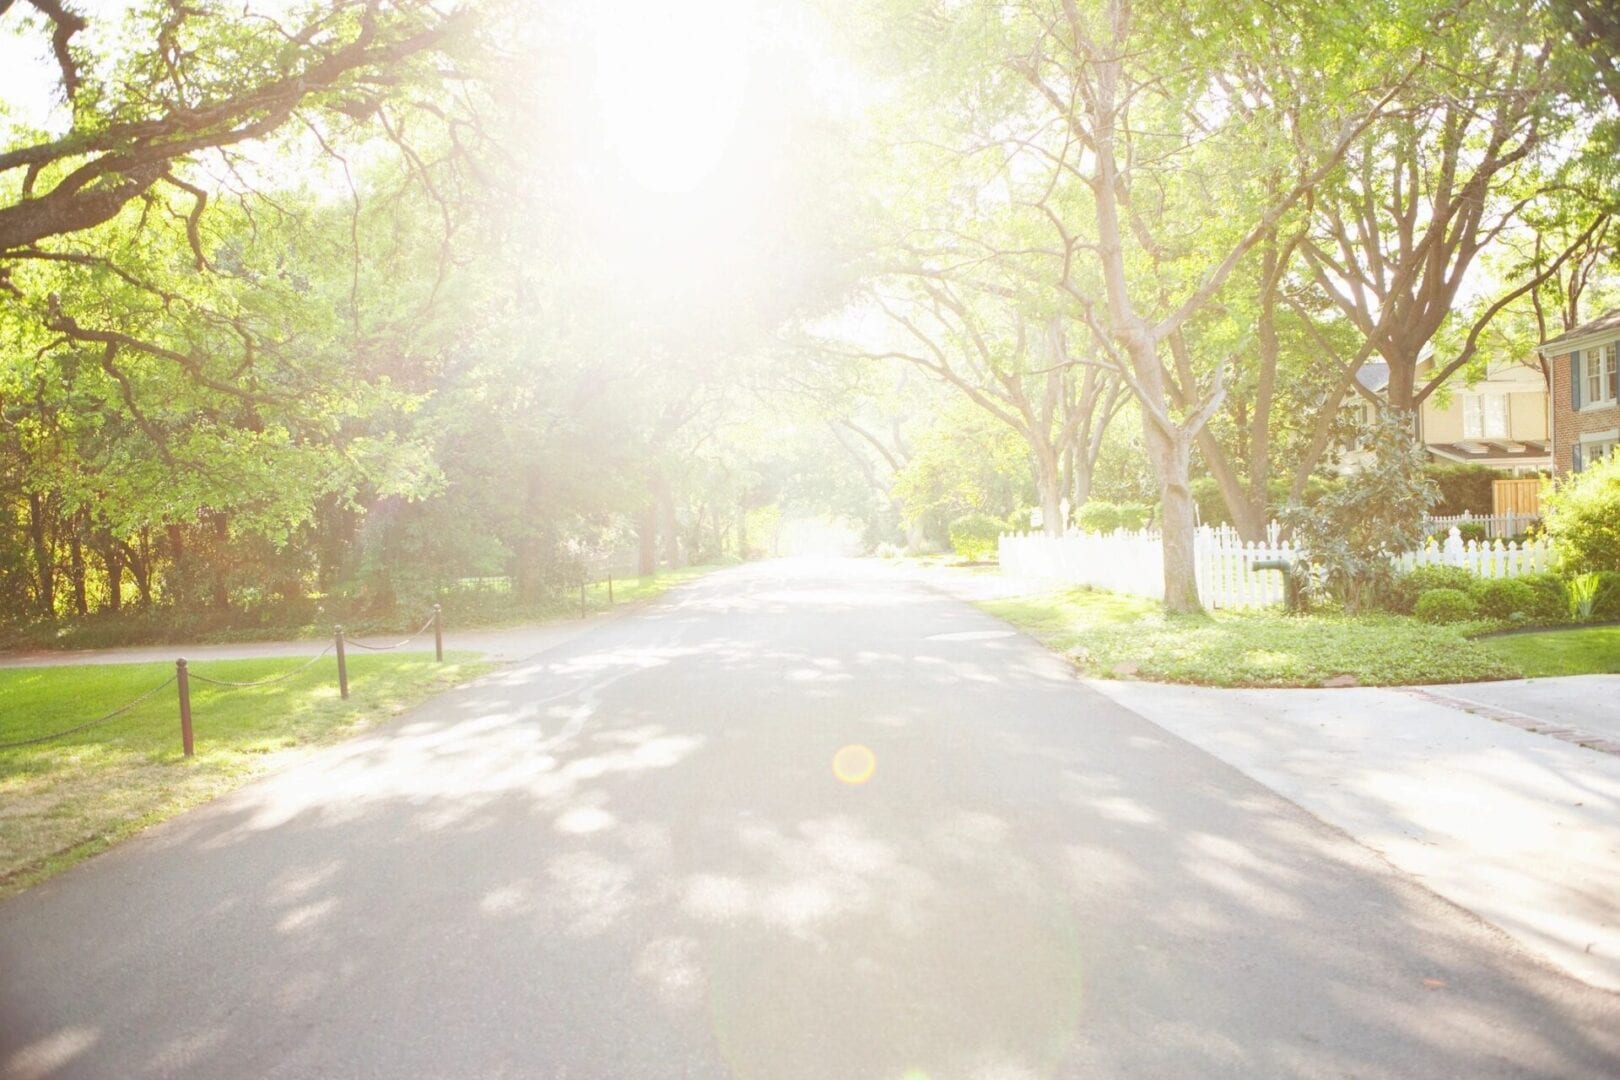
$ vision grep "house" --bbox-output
[1337,358,1553,476]
[1539,307,1620,474]
[1413,356,1552,475]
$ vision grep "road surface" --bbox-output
[3,559,1617,1078]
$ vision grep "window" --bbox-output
[1463,395,1482,438]
[1586,342,1618,406]
[1484,393,1508,438]
[1576,437,1618,473]
[1461,394,1506,439]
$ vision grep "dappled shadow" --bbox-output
[3,560,1618,1079]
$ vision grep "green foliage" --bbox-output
[1387,564,1478,614]
[1512,573,1571,624]
[1542,453,1620,573]
[1282,413,1440,611]
[948,513,1006,561]
[1077,501,1154,533]
[1592,571,1620,621]
[1415,588,1479,624]
[1470,578,1537,621]
[1568,572,1602,620]
[1424,464,1499,516]
[981,589,1518,687]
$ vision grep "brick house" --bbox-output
[1540,308,1620,474]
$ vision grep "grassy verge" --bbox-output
[0,563,731,652]
[980,587,1520,687]
[1475,626,1620,678]
[0,651,489,896]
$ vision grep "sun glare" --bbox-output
[590,0,756,194]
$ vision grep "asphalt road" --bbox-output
[3,559,1617,1079]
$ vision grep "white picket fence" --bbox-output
[998,524,1553,610]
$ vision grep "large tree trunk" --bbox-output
[1031,444,1066,537]
[104,545,123,612]
[1142,411,1201,612]
[655,474,681,569]
[210,512,230,610]
[165,523,188,607]
[68,531,88,615]
[1196,429,1269,542]
[27,492,54,617]
[636,505,657,576]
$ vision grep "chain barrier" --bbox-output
[342,611,439,652]
[186,643,336,688]
[1,606,443,757]
[0,674,178,750]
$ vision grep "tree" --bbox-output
[894,0,1412,608]
[1300,0,1615,413]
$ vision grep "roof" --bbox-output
[1539,308,1620,353]
[1355,361,1390,394]
[1426,440,1552,467]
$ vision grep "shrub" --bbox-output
[948,513,1006,561]
[1424,463,1497,515]
[1117,502,1155,530]
[1076,500,1118,532]
[1388,564,1477,614]
[1470,577,1537,621]
[1541,453,1620,573]
[1416,588,1478,623]
[1515,573,1569,624]
[1282,412,1439,612]
[1457,522,1488,544]
[1592,570,1620,622]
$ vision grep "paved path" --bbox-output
[1088,679,1620,992]
[0,619,608,669]
[3,559,1617,1078]
[1425,674,1620,743]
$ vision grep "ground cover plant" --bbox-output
[0,652,488,895]
[980,588,1519,687]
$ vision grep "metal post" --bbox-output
[176,658,194,758]
[433,603,443,663]
[335,625,349,700]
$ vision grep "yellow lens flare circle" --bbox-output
[832,744,876,785]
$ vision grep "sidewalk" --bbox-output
[1086,678,1620,991]
[0,618,610,669]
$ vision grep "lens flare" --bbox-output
[832,743,876,784]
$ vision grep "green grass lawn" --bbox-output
[1475,626,1620,678]
[0,651,488,895]
[981,588,1521,687]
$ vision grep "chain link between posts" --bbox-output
[1,606,444,754]
[0,673,178,750]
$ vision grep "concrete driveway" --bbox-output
[3,559,1617,1078]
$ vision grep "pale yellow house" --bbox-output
[1340,358,1552,475]
[1415,358,1552,474]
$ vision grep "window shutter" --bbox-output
[1573,442,1584,473]
[1572,351,1582,410]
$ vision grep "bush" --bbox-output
[1416,588,1478,623]
[948,513,1006,561]
[1282,413,1439,612]
[1593,570,1620,621]
[1388,564,1477,614]
[1542,453,1620,573]
[1515,573,1570,624]
[1424,463,1497,516]
[1076,500,1153,533]
[1470,577,1537,621]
